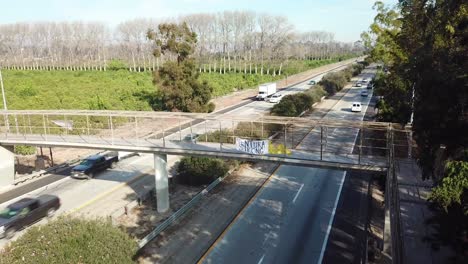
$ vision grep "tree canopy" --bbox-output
[362,0,468,179]
[148,22,214,112]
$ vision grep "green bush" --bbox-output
[351,64,365,76]
[14,145,36,155]
[207,102,216,113]
[0,217,137,264]
[271,93,314,117]
[429,161,468,214]
[319,72,347,96]
[305,85,327,103]
[177,156,229,186]
[107,59,128,71]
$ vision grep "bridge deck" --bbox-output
[0,133,388,172]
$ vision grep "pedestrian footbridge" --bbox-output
[1,110,411,212]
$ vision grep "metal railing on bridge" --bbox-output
[0,110,414,171]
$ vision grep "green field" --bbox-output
[0,57,353,110]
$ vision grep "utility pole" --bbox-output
[0,68,10,131]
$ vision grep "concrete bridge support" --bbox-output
[154,153,169,213]
[0,146,15,188]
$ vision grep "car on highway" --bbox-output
[355,82,362,87]
[71,153,119,179]
[361,90,369,97]
[184,133,200,143]
[351,102,362,112]
[367,83,373,89]
[268,93,283,103]
[0,195,60,239]
[308,80,316,85]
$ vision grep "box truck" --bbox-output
[256,83,277,101]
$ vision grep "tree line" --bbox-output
[363,0,467,257]
[0,11,363,74]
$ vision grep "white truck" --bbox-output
[256,83,277,101]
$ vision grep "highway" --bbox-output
[201,69,375,264]
[0,61,355,247]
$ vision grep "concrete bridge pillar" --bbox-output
[154,153,169,213]
[0,146,15,188]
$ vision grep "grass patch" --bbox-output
[0,57,356,110]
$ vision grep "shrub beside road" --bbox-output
[0,217,138,264]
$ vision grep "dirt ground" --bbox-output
[117,183,204,239]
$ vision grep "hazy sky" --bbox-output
[0,0,398,42]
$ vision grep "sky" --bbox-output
[0,0,398,42]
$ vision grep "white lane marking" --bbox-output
[318,171,346,263]
[292,183,304,204]
[258,254,266,264]
[317,70,376,263]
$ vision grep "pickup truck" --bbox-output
[71,153,118,179]
[0,195,61,239]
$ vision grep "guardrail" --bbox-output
[137,168,233,249]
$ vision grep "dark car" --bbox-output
[183,133,200,143]
[0,195,60,239]
[71,153,118,179]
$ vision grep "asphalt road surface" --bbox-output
[202,69,375,264]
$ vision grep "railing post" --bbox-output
[28,114,32,134]
[109,115,114,145]
[86,115,90,136]
[359,128,363,164]
[134,116,138,139]
[284,123,287,156]
[320,126,323,161]
[179,118,182,141]
[42,114,47,140]
[250,121,253,137]
[261,120,264,138]
[14,114,19,135]
[204,120,208,142]
[232,119,235,139]
[189,121,193,146]
[162,121,166,148]
[219,121,222,151]
[64,114,68,135]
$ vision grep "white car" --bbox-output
[351,102,362,112]
[269,93,283,103]
[356,82,362,87]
